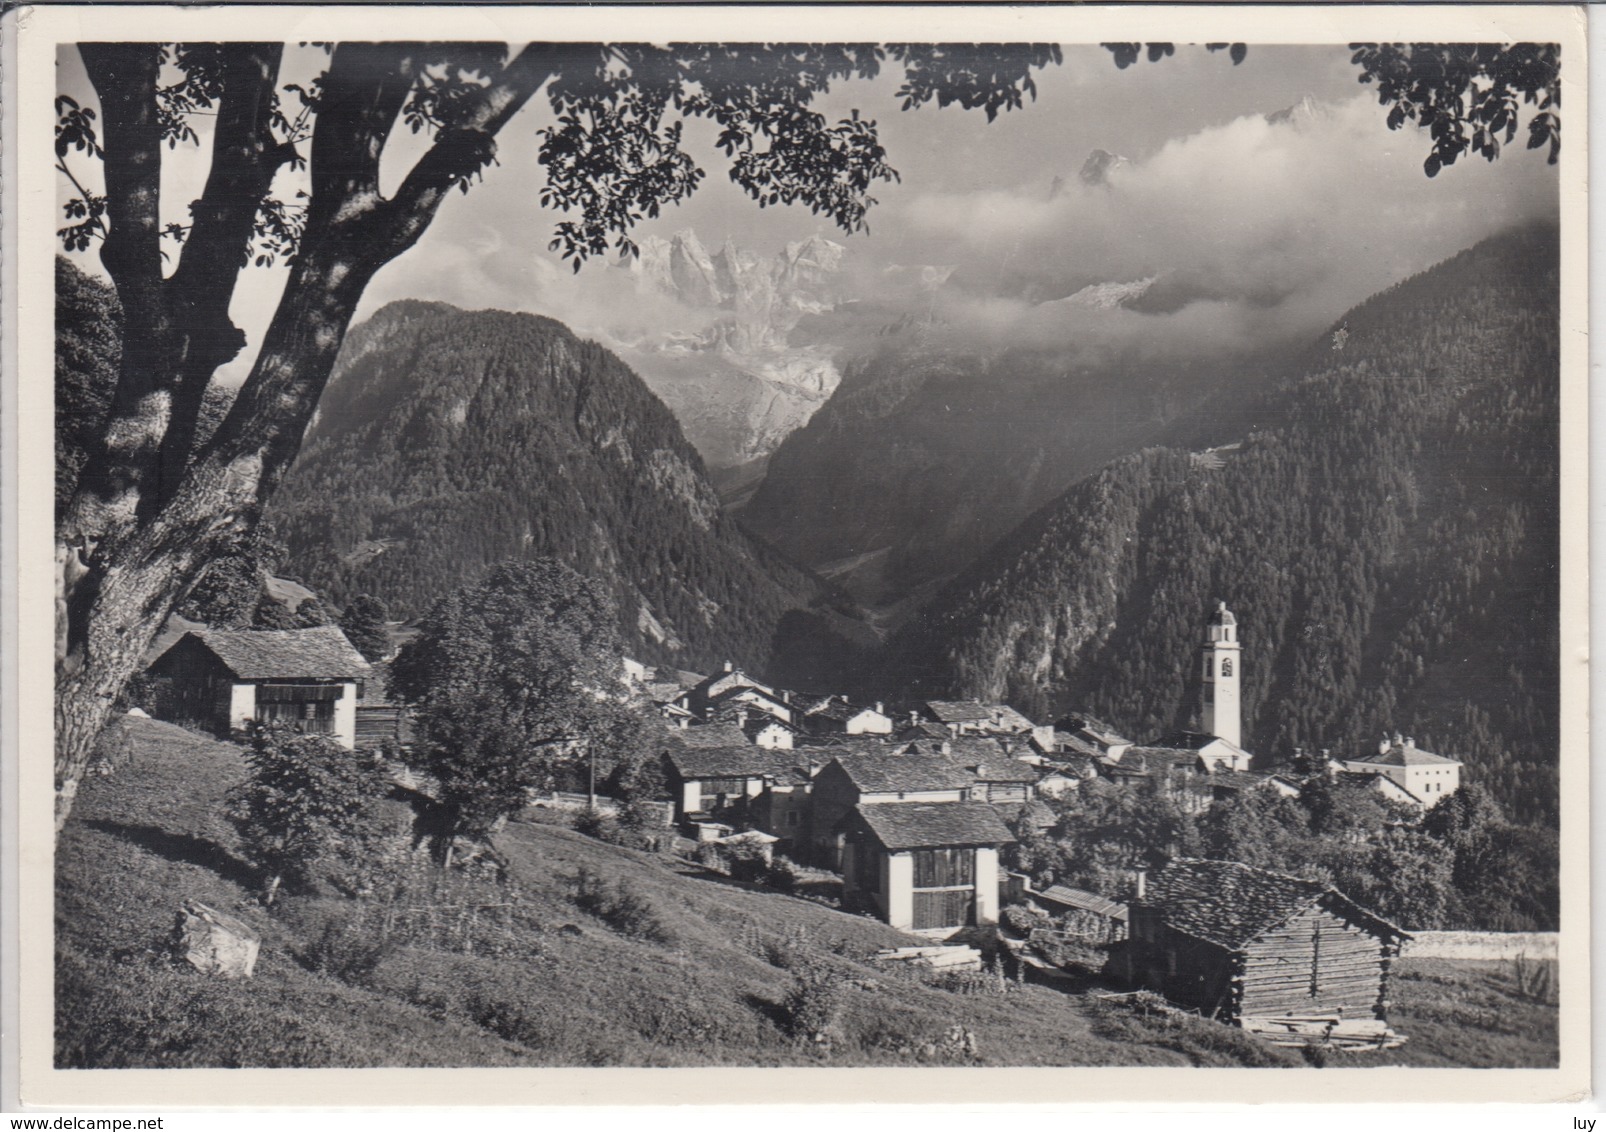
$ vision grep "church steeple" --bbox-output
[1201,601,1241,747]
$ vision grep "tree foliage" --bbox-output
[1013,770,1555,932]
[338,593,391,663]
[224,722,391,904]
[1102,41,1561,176]
[390,559,649,844]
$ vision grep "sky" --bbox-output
[55,43,1561,380]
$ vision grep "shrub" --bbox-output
[571,868,675,944]
[780,957,845,1051]
[298,906,394,985]
[764,855,801,893]
[225,723,392,905]
[1509,954,1558,1005]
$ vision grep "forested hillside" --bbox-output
[741,314,1295,606]
[269,301,831,675]
[882,225,1560,825]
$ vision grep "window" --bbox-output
[1204,657,1213,678]
[786,810,800,828]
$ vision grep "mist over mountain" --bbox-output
[268,300,838,675]
[877,224,1560,824]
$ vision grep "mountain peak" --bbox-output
[1079,149,1131,188]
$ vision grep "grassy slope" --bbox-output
[57,718,1554,1069]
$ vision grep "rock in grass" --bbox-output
[174,900,260,979]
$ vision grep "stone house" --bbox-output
[144,626,371,748]
[807,752,975,867]
[838,801,1015,935]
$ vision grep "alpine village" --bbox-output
[52,42,1561,1073]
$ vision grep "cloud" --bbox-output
[878,93,1559,359]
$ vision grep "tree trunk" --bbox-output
[53,43,560,831]
[55,238,379,829]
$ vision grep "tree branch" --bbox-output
[304,42,422,233]
[158,43,293,507]
[371,43,560,256]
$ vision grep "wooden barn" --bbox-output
[144,626,371,748]
[838,801,1015,935]
[1119,858,1411,1028]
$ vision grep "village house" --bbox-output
[706,683,795,726]
[1030,883,1130,944]
[917,700,995,736]
[838,801,1014,935]
[1034,757,1098,799]
[1118,858,1411,1027]
[1341,734,1463,804]
[1207,769,1303,804]
[1334,768,1426,808]
[145,626,371,748]
[799,695,894,737]
[660,742,801,825]
[683,662,785,720]
[807,752,975,867]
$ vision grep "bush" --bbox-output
[298,906,394,985]
[571,868,675,944]
[764,855,801,893]
[225,723,393,905]
[1509,954,1558,1005]
[780,957,845,1052]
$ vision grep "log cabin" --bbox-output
[1120,858,1411,1026]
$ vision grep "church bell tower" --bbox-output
[1201,601,1241,747]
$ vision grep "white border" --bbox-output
[9,3,1591,1109]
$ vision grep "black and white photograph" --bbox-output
[11,2,1588,1107]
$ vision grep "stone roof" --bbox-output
[967,757,1042,784]
[665,722,752,749]
[1125,747,1208,773]
[924,699,992,724]
[827,753,975,794]
[1349,743,1461,768]
[1037,884,1129,921]
[177,627,371,681]
[896,722,952,742]
[846,801,1015,850]
[983,704,1039,732]
[1141,858,1408,951]
[663,745,798,780]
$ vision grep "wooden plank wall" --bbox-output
[1237,904,1389,1020]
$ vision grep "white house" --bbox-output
[1341,735,1463,803]
[144,626,371,748]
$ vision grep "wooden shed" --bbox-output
[838,801,1015,935]
[1120,858,1411,1026]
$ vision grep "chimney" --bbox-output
[1405,737,1414,749]
[723,660,734,673]
[1133,869,1147,902]
[875,702,884,716]
[941,740,952,756]
[1379,734,1392,756]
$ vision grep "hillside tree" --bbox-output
[52,40,1561,831]
[390,558,646,859]
[338,592,391,662]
